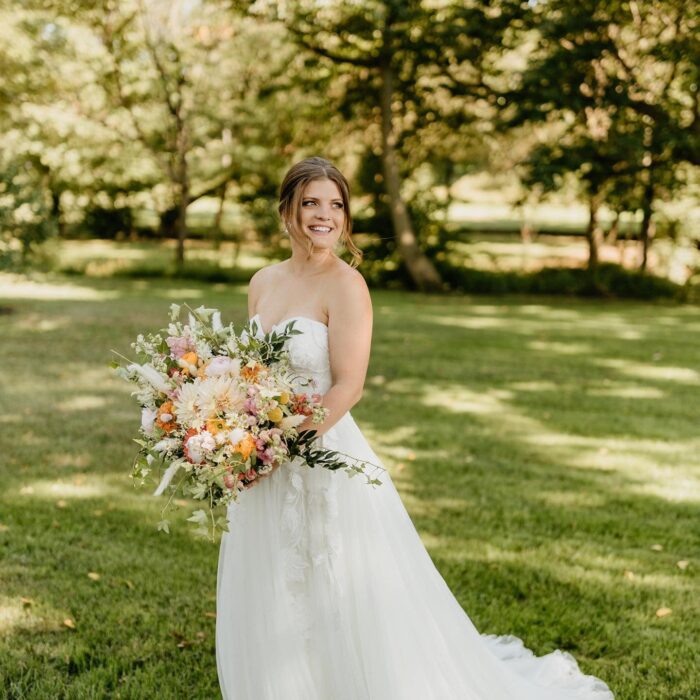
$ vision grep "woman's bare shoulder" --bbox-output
[326,259,372,315]
[248,262,285,313]
[250,261,285,283]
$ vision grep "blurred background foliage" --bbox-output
[1,0,698,298]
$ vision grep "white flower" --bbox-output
[174,376,245,430]
[169,303,181,321]
[128,363,171,394]
[141,407,158,435]
[173,381,205,430]
[227,427,246,445]
[204,356,240,378]
[212,311,223,332]
[185,431,217,463]
[153,437,179,454]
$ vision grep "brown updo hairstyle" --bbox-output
[278,156,363,268]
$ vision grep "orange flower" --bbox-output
[231,433,256,460]
[241,363,262,381]
[179,351,199,376]
[156,401,177,432]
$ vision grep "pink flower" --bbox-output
[243,397,258,414]
[259,448,275,465]
[166,335,193,359]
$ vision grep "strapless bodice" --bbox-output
[250,314,332,394]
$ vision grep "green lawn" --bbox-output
[1,272,699,699]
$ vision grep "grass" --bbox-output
[0,271,699,699]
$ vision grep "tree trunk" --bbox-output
[586,190,604,272]
[379,61,443,292]
[159,208,178,239]
[212,183,228,251]
[49,187,66,238]
[606,211,620,245]
[639,169,655,272]
[174,182,189,271]
[173,139,190,270]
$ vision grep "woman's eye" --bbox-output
[302,200,343,208]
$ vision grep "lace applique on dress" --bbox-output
[256,317,343,641]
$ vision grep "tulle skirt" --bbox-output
[216,412,614,700]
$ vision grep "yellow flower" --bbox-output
[205,418,226,435]
[278,392,290,405]
[267,406,283,423]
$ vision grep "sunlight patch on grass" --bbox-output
[507,380,561,392]
[13,314,72,333]
[420,314,507,330]
[56,394,110,411]
[0,274,120,301]
[418,384,515,415]
[567,451,700,503]
[528,340,594,355]
[0,414,22,424]
[0,599,53,637]
[594,358,700,384]
[534,490,607,508]
[468,304,503,314]
[516,305,583,320]
[360,424,417,451]
[51,453,93,469]
[587,385,665,399]
[152,286,207,298]
[629,477,700,504]
[14,478,115,500]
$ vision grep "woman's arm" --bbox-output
[297,268,373,438]
[247,267,267,319]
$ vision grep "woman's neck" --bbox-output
[286,246,337,276]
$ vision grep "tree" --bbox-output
[235,0,516,291]
[505,0,700,272]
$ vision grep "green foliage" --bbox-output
[504,0,700,258]
[430,261,685,300]
[78,206,134,240]
[0,160,58,269]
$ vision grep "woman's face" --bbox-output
[295,178,345,251]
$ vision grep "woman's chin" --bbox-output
[303,234,339,249]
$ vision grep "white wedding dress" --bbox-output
[216,315,614,700]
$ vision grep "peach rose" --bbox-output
[156,401,177,432]
[231,433,256,460]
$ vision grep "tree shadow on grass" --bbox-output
[2,280,699,698]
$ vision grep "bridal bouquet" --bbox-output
[112,304,383,540]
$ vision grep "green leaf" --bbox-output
[157,519,170,534]
[187,509,208,526]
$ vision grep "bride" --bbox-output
[215,156,614,699]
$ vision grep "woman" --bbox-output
[216,156,614,699]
